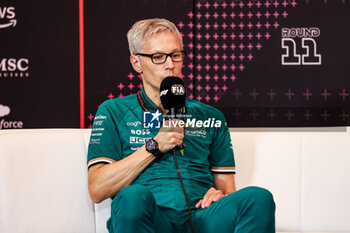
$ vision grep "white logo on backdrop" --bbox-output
[0,104,10,117]
[281,27,322,65]
[0,7,17,29]
[0,58,29,78]
[0,104,24,130]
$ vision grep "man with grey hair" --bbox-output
[87,18,275,233]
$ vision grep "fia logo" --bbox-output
[171,84,185,95]
[0,7,17,29]
[281,27,321,65]
[143,110,162,129]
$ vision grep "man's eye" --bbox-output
[153,54,164,60]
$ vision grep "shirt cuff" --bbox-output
[87,157,115,169]
[211,166,236,174]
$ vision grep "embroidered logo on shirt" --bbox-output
[130,137,152,144]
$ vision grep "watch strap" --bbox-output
[146,138,164,159]
[151,148,164,158]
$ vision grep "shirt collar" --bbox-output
[140,87,159,111]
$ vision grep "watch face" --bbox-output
[146,139,157,151]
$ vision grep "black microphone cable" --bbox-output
[159,76,195,231]
[173,149,197,233]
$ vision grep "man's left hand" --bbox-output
[195,187,226,209]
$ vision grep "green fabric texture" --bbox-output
[107,185,275,233]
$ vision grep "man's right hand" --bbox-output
[153,119,184,153]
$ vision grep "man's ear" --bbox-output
[130,55,143,73]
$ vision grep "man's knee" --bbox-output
[238,186,275,212]
[108,185,157,232]
[245,186,273,199]
[111,184,156,216]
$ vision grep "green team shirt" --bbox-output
[87,88,235,212]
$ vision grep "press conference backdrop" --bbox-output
[1,0,349,129]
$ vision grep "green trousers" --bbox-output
[107,185,275,233]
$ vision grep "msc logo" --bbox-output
[0,58,29,71]
[0,7,17,29]
[143,110,162,129]
[0,58,29,78]
[281,27,321,66]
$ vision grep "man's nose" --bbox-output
[164,55,175,69]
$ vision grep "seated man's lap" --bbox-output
[189,186,275,233]
[108,185,275,233]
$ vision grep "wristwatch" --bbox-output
[145,138,164,159]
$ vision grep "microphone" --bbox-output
[160,76,186,149]
[160,77,197,233]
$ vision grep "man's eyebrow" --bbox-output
[152,49,182,54]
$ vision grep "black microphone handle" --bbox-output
[169,107,186,149]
